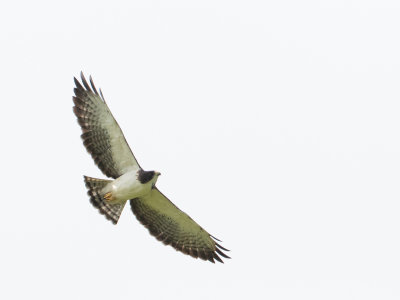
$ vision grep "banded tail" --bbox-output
[83,176,126,224]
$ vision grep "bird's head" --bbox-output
[137,169,161,185]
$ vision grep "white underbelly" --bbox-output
[103,170,151,203]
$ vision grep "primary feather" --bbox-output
[73,72,141,178]
[131,188,230,263]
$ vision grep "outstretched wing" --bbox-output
[73,72,141,178]
[130,188,230,263]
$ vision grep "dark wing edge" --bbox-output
[72,72,141,178]
[129,189,230,264]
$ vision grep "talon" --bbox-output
[104,192,113,201]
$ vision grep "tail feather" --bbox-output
[83,176,126,224]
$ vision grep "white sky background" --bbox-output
[1,0,400,299]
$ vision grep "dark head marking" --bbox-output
[137,170,155,184]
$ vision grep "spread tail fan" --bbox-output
[84,176,126,224]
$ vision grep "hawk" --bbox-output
[72,72,230,263]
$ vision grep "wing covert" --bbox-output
[130,188,230,263]
[73,72,140,178]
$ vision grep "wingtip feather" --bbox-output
[89,75,100,95]
[211,235,222,242]
[80,72,91,91]
[215,247,231,259]
[216,242,230,252]
[99,88,106,102]
[213,253,224,263]
[74,77,84,91]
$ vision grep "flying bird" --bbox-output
[72,72,230,263]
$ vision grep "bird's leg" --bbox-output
[104,192,113,201]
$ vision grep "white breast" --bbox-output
[103,170,152,203]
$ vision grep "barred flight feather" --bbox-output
[130,188,230,263]
[73,72,140,178]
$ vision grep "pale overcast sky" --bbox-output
[1,1,400,299]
